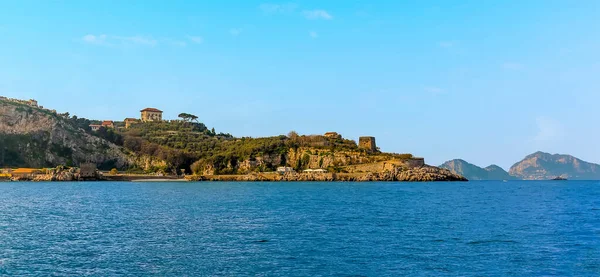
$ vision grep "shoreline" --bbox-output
[3,173,467,182]
[3,166,468,182]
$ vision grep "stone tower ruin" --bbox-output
[359,136,377,152]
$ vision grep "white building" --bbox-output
[303,169,328,173]
[277,167,295,174]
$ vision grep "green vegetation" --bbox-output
[1,98,418,175]
[94,127,123,145]
[115,120,368,174]
[0,133,52,168]
[114,120,417,174]
[68,116,94,132]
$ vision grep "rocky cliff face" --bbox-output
[358,165,467,182]
[509,151,600,180]
[196,147,424,176]
[440,159,514,180]
[0,100,131,169]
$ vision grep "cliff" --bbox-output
[509,151,600,180]
[193,146,427,176]
[0,99,131,169]
[440,159,514,180]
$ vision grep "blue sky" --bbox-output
[1,0,599,169]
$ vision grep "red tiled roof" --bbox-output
[101,120,114,126]
[140,108,163,113]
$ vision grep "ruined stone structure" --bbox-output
[79,163,98,179]
[359,136,377,152]
[324,132,342,139]
[404,158,425,168]
[141,108,163,122]
[124,118,139,128]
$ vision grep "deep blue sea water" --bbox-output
[0,181,599,276]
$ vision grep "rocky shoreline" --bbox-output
[188,166,467,182]
[8,167,102,182]
[5,165,467,182]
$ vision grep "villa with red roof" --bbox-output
[101,120,115,129]
[140,108,163,122]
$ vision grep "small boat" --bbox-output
[552,176,567,181]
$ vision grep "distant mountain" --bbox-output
[509,151,600,180]
[484,165,516,180]
[439,159,514,180]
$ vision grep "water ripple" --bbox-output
[0,181,598,276]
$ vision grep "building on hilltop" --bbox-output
[124,118,139,129]
[359,136,377,152]
[141,108,163,122]
[28,99,38,107]
[324,132,342,139]
[101,120,115,129]
[89,124,102,131]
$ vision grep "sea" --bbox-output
[0,181,598,276]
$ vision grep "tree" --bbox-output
[288,131,299,140]
[110,168,118,175]
[178,113,191,122]
[178,113,199,122]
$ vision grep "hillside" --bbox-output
[485,165,516,180]
[0,99,130,169]
[120,122,419,175]
[439,159,514,180]
[509,151,600,180]
[1,97,465,181]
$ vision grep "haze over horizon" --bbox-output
[1,0,598,169]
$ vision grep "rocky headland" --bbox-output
[1,97,468,182]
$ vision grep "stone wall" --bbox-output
[404,158,425,168]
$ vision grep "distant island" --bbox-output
[0,96,465,182]
[440,152,600,181]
